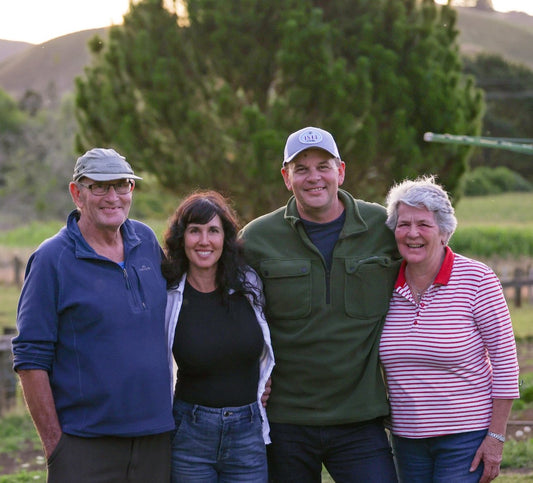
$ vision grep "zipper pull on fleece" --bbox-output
[123,267,131,290]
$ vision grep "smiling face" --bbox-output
[394,203,446,267]
[70,177,133,235]
[184,214,225,276]
[281,148,345,223]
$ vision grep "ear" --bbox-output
[69,181,82,208]
[337,161,346,186]
[281,167,292,191]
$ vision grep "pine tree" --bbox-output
[75,0,483,218]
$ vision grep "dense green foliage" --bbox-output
[462,166,532,196]
[0,90,26,192]
[501,439,533,470]
[450,226,533,258]
[463,54,533,183]
[0,92,77,225]
[0,90,25,137]
[75,0,483,219]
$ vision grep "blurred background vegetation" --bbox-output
[1,1,533,477]
[0,0,532,227]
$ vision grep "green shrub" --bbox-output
[463,167,533,196]
[451,226,533,258]
[129,189,180,221]
[521,385,533,404]
[519,373,533,404]
[0,221,63,248]
[501,438,533,469]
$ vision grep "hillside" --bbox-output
[0,28,107,101]
[456,7,533,70]
[0,7,532,102]
[0,40,32,64]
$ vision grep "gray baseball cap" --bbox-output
[73,148,142,181]
[283,127,340,166]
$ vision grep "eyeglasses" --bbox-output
[77,180,134,196]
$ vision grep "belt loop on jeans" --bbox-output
[192,405,198,423]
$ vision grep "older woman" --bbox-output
[161,190,274,483]
[379,176,520,483]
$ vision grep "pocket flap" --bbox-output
[260,260,311,279]
[345,256,395,274]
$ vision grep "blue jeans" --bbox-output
[267,419,398,482]
[392,429,487,482]
[171,399,267,482]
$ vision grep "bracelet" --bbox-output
[487,431,505,443]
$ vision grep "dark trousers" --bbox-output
[267,419,398,483]
[47,432,171,483]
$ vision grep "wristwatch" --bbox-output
[487,431,506,443]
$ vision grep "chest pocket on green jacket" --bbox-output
[259,260,311,319]
[344,257,400,318]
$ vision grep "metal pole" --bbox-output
[423,132,533,155]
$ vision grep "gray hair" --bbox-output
[385,175,457,244]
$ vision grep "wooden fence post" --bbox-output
[13,256,23,287]
[0,336,17,417]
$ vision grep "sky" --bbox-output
[435,0,533,15]
[0,0,532,45]
[0,0,131,44]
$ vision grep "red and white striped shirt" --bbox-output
[379,247,520,438]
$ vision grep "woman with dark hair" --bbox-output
[162,190,274,483]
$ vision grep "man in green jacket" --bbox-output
[240,126,401,482]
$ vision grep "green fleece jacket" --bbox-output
[240,190,401,425]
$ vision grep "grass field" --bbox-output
[454,193,533,227]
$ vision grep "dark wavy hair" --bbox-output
[161,190,262,307]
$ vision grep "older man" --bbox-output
[12,148,173,482]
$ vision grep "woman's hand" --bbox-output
[261,377,272,407]
[470,435,504,483]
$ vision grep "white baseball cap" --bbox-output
[283,126,340,166]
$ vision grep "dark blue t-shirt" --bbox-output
[301,211,346,271]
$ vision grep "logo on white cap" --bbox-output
[299,130,323,145]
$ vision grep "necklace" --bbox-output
[410,285,428,304]
[405,271,433,304]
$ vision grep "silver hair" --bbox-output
[385,175,457,244]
